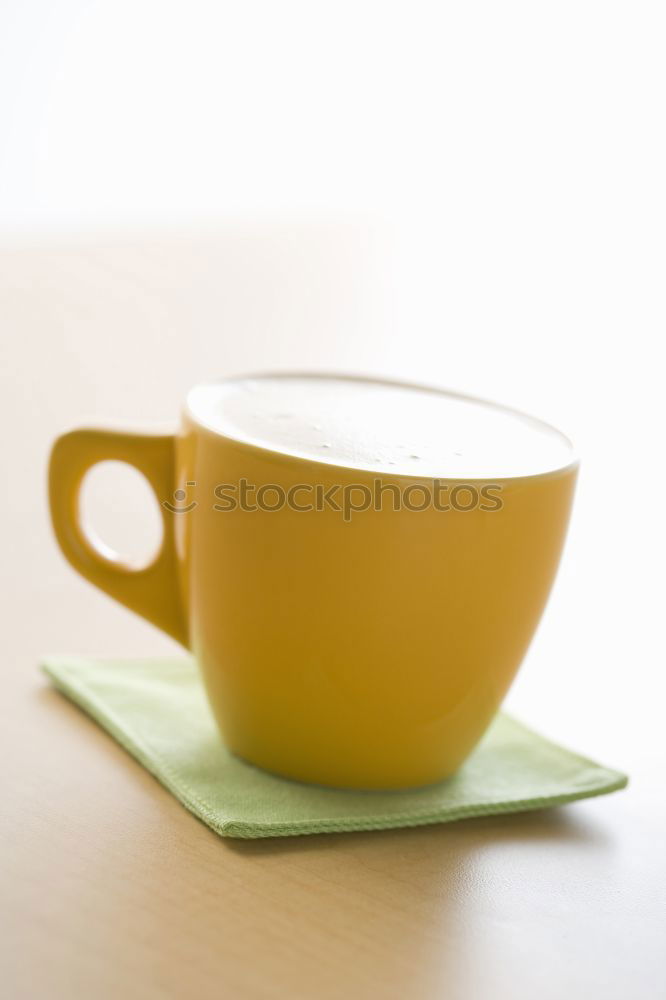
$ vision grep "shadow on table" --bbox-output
[225,799,611,854]
[220,804,614,999]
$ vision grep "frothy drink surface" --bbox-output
[188,375,574,478]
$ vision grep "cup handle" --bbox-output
[48,427,189,647]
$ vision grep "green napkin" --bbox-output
[42,656,627,839]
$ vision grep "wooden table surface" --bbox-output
[2,229,664,1000]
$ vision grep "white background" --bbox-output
[1,7,665,987]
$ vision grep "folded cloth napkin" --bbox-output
[42,656,627,839]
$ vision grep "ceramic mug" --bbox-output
[49,373,577,789]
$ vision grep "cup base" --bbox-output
[228,746,461,792]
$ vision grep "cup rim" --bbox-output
[184,370,579,483]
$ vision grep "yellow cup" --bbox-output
[49,374,577,789]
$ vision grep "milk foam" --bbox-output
[187,375,575,478]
